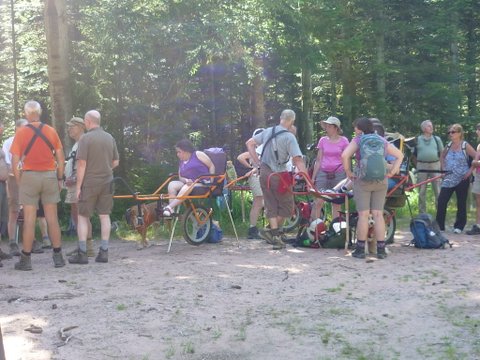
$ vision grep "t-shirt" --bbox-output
[316,136,349,172]
[2,136,13,166]
[76,127,119,187]
[416,135,443,162]
[253,125,302,172]
[10,122,62,171]
[179,151,209,180]
[65,142,79,178]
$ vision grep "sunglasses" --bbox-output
[448,130,459,134]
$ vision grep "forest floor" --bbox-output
[1,227,480,360]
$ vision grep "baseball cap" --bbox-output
[321,116,342,134]
[66,117,86,129]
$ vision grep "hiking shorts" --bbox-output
[353,178,387,212]
[19,171,60,206]
[7,174,20,212]
[78,183,113,217]
[248,174,263,197]
[259,164,294,219]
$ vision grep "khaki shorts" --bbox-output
[248,174,263,197]
[472,175,480,195]
[353,178,387,211]
[259,164,294,219]
[78,183,113,217]
[19,171,60,206]
[64,185,77,204]
[7,174,20,212]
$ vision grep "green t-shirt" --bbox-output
[416,135,444,162]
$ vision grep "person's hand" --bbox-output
[76,188,81,201]
[185,179,193,186]
[345,169,355,180]
[464,169,473,180]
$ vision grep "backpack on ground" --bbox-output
[410,213,452,249]
[358,134,387,182]
[320,217,352,249]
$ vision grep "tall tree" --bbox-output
[44,0,71,142]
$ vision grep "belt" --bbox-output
[417,160,439,163]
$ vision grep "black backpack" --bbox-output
[410,213,452,249]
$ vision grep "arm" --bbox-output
[55,148,65,180]
[196,151,215,175]
[237,152,253,168]
[386,143,404,175]
[292,155,307,175]
[341,141,358,180]
[311,148,323,181]
[112,159,119,169]
[246,138,260,168]
[12,154,21,183]
[75,159,86,199]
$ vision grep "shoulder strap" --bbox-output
[24,123,55,157]
[433,136,441,158]
[260,126,289,161]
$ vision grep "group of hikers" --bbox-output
[236,110,480,258]
[0,100,119,270]
[1,103,477,268]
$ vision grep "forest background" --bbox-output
[0,0,478,221]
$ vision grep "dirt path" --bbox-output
[1,230,479,360]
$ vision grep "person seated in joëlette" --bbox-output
[162,139,215,216]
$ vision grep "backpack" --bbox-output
[320,217,352,249]
[358,134,387,181]
[410,213,452,249]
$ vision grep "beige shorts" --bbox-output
[78,183,113,217]
[19,171,60,206]
[472,175,480,195]
[7,174,20,212]
[353,178,387,212]
[248,174,263,197]
[64,185,77,204]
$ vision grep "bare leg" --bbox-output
[21,205,37,252]
[42,203,62,249]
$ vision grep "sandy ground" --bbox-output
[1,228,480,360]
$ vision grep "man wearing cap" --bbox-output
[68,110,119,264]
[246,109,307,249]
[10,100,66,270]
[63,117,94,257]
[311,116,349,219]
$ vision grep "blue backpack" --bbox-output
[358,134,387,181]
[410,214,451,249]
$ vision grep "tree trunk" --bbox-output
[251,56,265,129]
[375,8,387,122]
[301,63,313,148]
[464,7,477,117]
[10,0,19,120]
[44,0,72,145]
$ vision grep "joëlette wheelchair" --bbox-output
[113,148,240,252]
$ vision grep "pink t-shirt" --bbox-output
[317,136,349,172]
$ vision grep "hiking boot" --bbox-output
[68,249,88,264]
[247,226,260,239]
[87,239,95,257]
[466,224,480,235]
[53,252,66,268]
[32,240,44,254]
[0,248,12,260]
[9,243,21,256]
[377,247,387,259]
[95,248,108,263]
[271,235,286,250]
[453,228,462,234]
[259,228,275,244]
[42,237,52,249]
[14,253,32,271]
[351,246,366,259]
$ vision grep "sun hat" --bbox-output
[321,116,342,134]
[66,117,86,129]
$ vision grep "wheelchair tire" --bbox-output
[182,206,212,245]
[283,205,301,232]
[384,208,396,244]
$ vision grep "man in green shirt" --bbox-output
[414,120,444,214]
